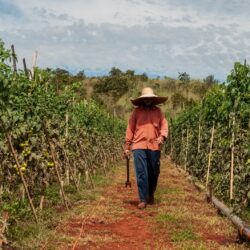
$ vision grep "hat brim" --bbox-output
[131,96,168,106]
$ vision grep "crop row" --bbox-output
[167,62,250,213]
[0,40,125,223]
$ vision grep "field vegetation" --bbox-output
[0,38,249,248]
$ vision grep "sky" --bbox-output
[0,0,250,80]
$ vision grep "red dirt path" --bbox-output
[44,158,249,250]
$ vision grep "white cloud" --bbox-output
[0,0,250,79]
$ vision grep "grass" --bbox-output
[6,201,69,249]
[154,211,201,246]
[170,225,199,242]
[156,187,184,196]
[1,199,31,220]
[157,212,180,223]
[8,222,54,250]
[154,186,185,205]
[3,163,118,249]
[241,207,250,224]
[175,242,207,250]
[92,172,109,186]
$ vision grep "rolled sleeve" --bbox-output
[160,112,168,139]
[125,110,136,150]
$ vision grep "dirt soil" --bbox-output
[42,157,249,250]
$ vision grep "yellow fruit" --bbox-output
[20,167,26,172]
[47,162,54,167]
[43,152,49,158]
[21,162,27,168]
[22,149,31,156]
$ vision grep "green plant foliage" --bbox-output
[93,73,129,99]
[0,39,125,221]
[168,61,250,212]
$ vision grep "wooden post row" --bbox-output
[206,123,215,187]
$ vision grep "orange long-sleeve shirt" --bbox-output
[125,106,168,151]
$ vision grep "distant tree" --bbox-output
[94,72,128,99]
[203,75,219,87]
[178,72,190,84]
[45,67,53,73]
[109,67,123,77]
[55,68,70,77]
[53,68,70,93]
[76,70,86,79]
[52,68,88,94]
[140,72,148,81]
[125,69,135,77]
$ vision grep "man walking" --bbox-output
[124,87,168,209]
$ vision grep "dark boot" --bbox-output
[147,195,154,205]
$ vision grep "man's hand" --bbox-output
[124,150,131,158]
[156,136,164,145]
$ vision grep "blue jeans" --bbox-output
[133,149,160,202]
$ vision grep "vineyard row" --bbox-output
[0,40,126,225]
[167,61,250,213]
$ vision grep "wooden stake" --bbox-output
[22,58,29,78]
[85,169,89,184]
[206,123,215,187]
[77,173,81,188]
[47,140,69,210]
[62,147,79,191]
[169,124,173,157]
[184,128,189,171]
[100,146,107,176]
[6,134,38,223]
[181,128,184,146]
[65,169,70,185]
[78,143,94,188]
[65,113,69,138]
[0,185,3,200]
[180,128,184,164]
[31,51,38,79]
[230,112,236,200]
[39,196,45,210]
[11,45,17,73]
[20,185,25,202]
[198,122,201,154]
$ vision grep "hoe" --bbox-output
[125,156,132,188]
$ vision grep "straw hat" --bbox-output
[131,87,167,106]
